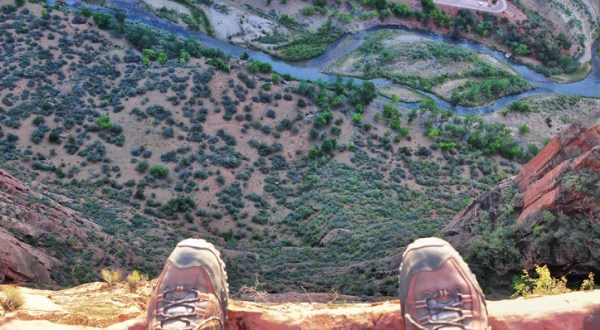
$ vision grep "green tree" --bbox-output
[321,138,337,153]
[308,146,320,158]
[180,49,191,63]
[514,44,530,56]
[93,13,113,29]
[157,52,168,64]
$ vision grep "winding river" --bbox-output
[53,0,600,114]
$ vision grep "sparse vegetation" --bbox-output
[580,272,596,291]
[126,270,149,292]
[512,265,571,298]
[100,269,122,287]
[0,287,25,312]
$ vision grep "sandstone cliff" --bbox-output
[0,169,105,285]
[0,283,599,330]
[443,112,600,290]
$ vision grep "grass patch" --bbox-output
[276,23,343,61]
[501,94,581,114]
[551,61,593,83]
[170,0,214,36]
[277,32,343,61]
[452,77,532,106]
[154,6,179,23]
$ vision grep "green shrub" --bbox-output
[512,265,570,298]
[150,165,169,178]
[508,100,530,112]
[92,13,113,29]
[136,160,149,173]
[96,114,112,129]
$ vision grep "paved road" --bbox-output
[435,0,507,13]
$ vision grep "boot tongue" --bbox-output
[427,295,463,330]
[162,290,200,329]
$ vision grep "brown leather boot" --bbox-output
[399,237,489,330]
[147,239,229,330]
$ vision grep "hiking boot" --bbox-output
[147,239,229,330]
[398,237,489,330]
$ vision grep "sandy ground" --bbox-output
[487,94,600,146]
[204,2,289,46]
[143,0,190,15]
[435,0,507,13]
[378,86,424,103]
[432,78,471,99]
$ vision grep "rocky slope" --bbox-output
[443,112,600,291]
[0,168,99,284]
[0,283,599,330]
[0,167,135,287]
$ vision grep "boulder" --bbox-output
[0,229,56,284]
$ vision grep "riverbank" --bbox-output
[324,29,531,107]
[49,0,600,114]
[159,0,599,85]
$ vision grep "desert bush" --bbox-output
[136,160,149,173]
[0,287,24,312]
[162,195,196,217]
[150,165,169,178]
[100,268,122,287]
[580,272,596,291]
[126,270,149,293]
[512,265,570,298]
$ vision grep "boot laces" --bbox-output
[154,286,222,330]
[406,288,478,330]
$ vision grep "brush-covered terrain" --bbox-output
[172,0,597,79]
[116,0,598,81]
[0,0,598,300]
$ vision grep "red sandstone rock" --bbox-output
[518,137,600,223]
[444,112,600,281]
[516,115,600,192]
[0,283,599,330]
[0,168,104,284]
[0,229,57,283]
